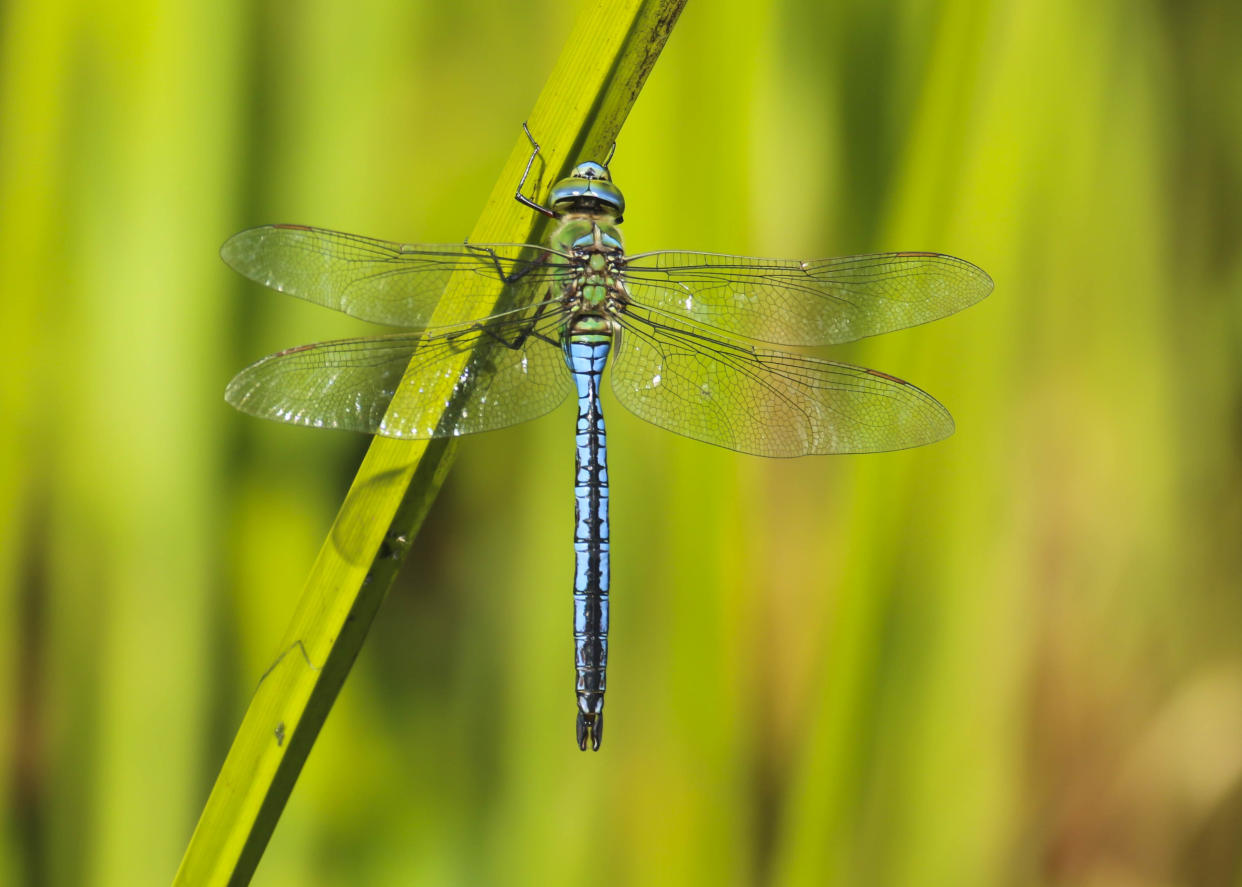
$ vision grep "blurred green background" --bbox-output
[3,0,1242,884]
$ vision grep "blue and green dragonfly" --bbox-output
[222,132,992,750]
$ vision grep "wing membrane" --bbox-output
[610,308,953,456]
[222,225,571,328]
[621,250,992,346]
[225,308,571,438]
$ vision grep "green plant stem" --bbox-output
[174,1,687,883]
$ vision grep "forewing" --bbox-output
[222,225,569,328]
[610,309,954,456]
[621,250,992,345]
[225,310,571,439]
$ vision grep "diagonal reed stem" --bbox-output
[174,1,687,883]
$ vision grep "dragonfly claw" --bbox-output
[576,711,603,751]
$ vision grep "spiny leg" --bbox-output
[441,298,559,354]
[462,242,552,288]
[515,122,558,219]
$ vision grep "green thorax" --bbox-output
[550,215,625,321]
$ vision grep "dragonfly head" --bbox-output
[550,161,625,220]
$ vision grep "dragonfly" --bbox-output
[222,129,992,750]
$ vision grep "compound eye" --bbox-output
[571,161,609,181]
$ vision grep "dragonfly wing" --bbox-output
[610,309,953,456]
[222,225,569,328]
[226,312,571,438]
[621,250,992,345]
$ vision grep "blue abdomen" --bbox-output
[564,336,610,751]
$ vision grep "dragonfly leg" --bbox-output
[473,320,558,350]
[463,242,550,287]
[442,298,558,354]
[515,122,558,219]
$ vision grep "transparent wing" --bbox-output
[620,250,992,346]
[222,225,571,328]
[225,307,571,438]
[610,308,954,456]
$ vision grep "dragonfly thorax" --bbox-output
[548,217,629,330]
[551,217,625,257]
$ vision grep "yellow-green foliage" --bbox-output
[2,1,1240,885]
